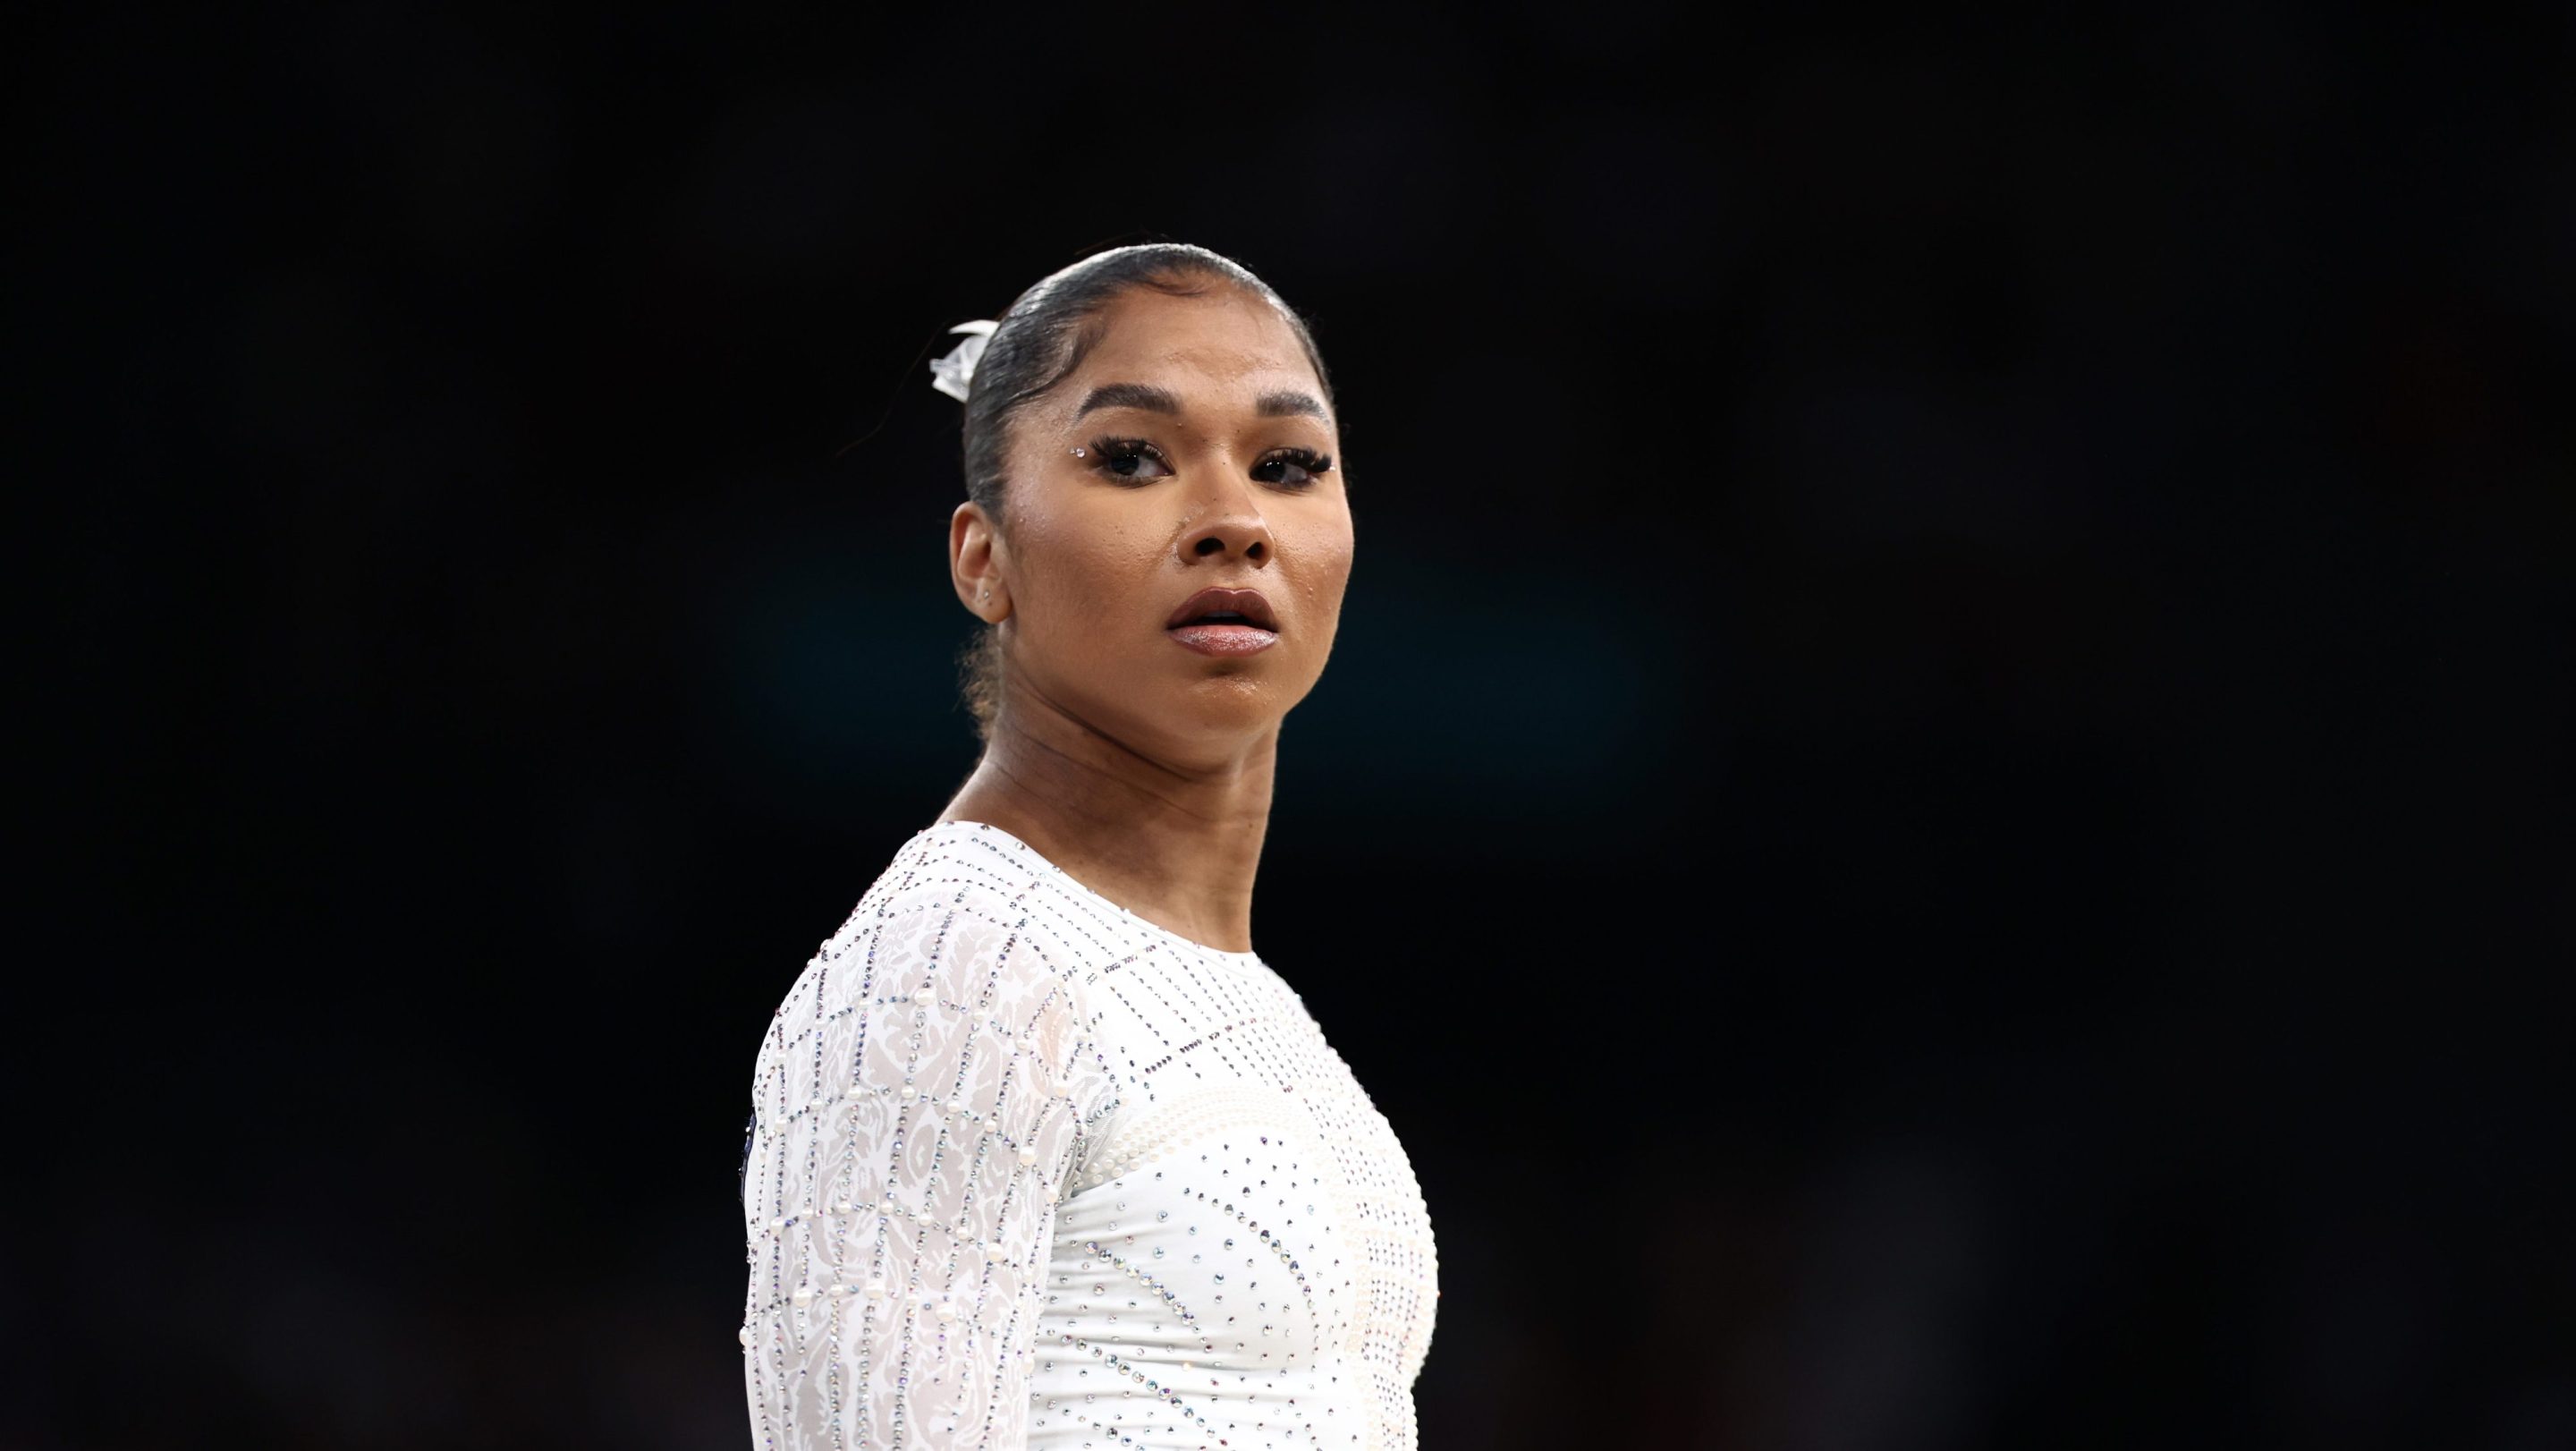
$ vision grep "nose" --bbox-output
[1177,469,1273,566]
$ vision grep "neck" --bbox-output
[936,687,1277,955]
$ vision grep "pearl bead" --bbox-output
[912,988,935,1006]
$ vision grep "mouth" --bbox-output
[1166,585,1280,657]
[1165,586,1278,632]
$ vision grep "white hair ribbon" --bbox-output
[927,319,998,403]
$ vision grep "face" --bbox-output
[949,283,1355,762]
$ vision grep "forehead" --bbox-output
[1067,284,1320,396]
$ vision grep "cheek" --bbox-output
[1015,510,1159,631]
[1296,527,1357,617]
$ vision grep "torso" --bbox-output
[742,819,1439,1450]
[1018,830,1440,1447]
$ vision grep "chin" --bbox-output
[1165,672,1301,734]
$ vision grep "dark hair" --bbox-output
[952,242,1334,744]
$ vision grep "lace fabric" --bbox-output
[741,819,1438,1448]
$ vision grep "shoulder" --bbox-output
[849,819,1057,924]
[747,825,1106,1124]
[837,822,1070,975]
[768,822,1093,1044]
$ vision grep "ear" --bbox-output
[950,501,1008,623]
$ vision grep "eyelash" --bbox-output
[1088,437,1335,488]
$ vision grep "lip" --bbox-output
[1165,585,1279,658]
[1165,585,1278,632]
[1167,622,1279,657]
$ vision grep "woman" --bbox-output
[740,243,1439,1449]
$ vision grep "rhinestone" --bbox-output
[735,820,1437,1435]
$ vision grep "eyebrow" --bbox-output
[1073,382,1330,421]
[1074,382,1181,417]
[1257,389,1330,420]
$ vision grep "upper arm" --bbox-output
[741,887,1094,1449]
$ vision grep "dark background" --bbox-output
[15,2,2572,1447]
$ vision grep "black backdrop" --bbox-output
[17,4,2572,1447]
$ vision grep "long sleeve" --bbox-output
[742,882,1105,1450]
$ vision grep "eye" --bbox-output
[1251,446,1334,488]
[1089,437,1173,482]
